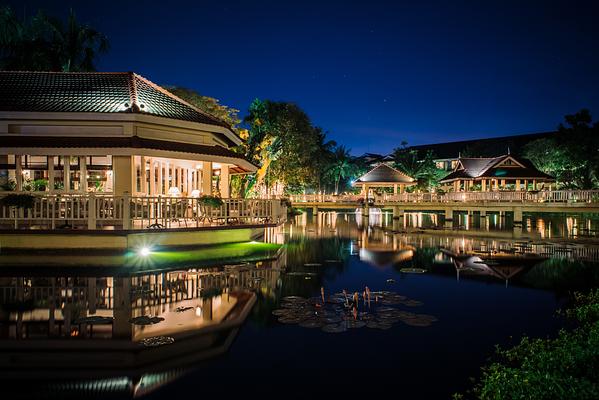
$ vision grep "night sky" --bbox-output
[7,0,599,155]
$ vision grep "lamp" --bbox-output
[190,189,201,198]
[168,186,180,196]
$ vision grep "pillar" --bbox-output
[480,209,486,218]
[164,161,170,192]
[500,179,505,189]
[515,179,521,191]
[140,156,147,195]
[393,184,398,195]
[48,156,55,192]
[312,206,319,215]
[444,208,453,229]
[202,161,213,195]
[113,155,134,195]
[79,156,87,192]
[219,165,230,198]
[363,184,369,200]
[481,179,486,192]
[513,207,522,225]
[63,156,70,192]
[532,180,537,190]
[157,161,163,195]
[524,180,528,191]
[15,155,22,191]
[149,159,156,195]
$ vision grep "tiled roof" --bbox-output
[441,155,553,182]
[355,163,414,184]
[0,136,256,171]
[0,71,232,131]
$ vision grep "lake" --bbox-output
[1,210,598,399]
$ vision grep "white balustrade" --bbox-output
[0,194,287,230]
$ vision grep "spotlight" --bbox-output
[139,247,151,256]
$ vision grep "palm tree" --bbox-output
[327,145,355,194]
[0,6,108,72]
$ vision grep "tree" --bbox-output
[326,145,356,194]
[0,7,108,72]
[524,109,599,189]
[165,86,240,128]
[392,145,445,191]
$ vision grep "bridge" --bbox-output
[290,190,599,235]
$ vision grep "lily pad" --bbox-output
[322,323,347,333]
[141,336,175,347]
[399,268,426,274]
[129,316,165,325]
[174,306,193,313]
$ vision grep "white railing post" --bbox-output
[122,192,131,230]
[87,193,96,230]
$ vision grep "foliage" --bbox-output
[392,145,446,191]
[0,6,109,71]
[165,86,240,128]
[524,109,599,189]
[324,145,358,194]
[198,195,224,208]
[239,99,335,196]
[461,289,599,399]
[0,178,16,191]
[0,193,35,209]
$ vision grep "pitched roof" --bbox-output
[440,155,553,182]
[0,71,233,131]
[402,131,557,160]
[0,136,256,172]
[355,163,414,184]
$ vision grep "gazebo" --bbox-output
[440,154,555,192]
[353,163,416,199]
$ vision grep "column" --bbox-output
[524,180,528,191]
[140,156,147,195]
[202,161,213,195]
[219,165,230,198]
[532,180,537,190]
[149,159,156,195]
[164,161,170,192]
[157,161,163,195]
[500,179,505,189]
[79,156,87,192]
[515,179,521,191]
[363,184,369,200]
[48,156,55,192]
[112,155,134,195]
[393,184,398,195]
[481,179,486,192]
[513,206,523,238]
[15,155,22,191]
[64,156,71,192]
[444,208,453,229]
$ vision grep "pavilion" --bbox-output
[353,163,416,199]
[0,71,256,197]
[440,154,554,192]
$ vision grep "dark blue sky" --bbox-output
[7,0,599,154]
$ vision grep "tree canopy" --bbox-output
[165,86,241,128]
[392,145,446,191]
[524,109,599,189]
[0,7,108,72]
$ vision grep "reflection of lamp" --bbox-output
[168,186,180,196]
[190,189,201,198]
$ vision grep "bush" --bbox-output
[460,290,599,399]
[198,195,224,208]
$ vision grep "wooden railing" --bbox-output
[0,194,287,230]
[290,190,599,204]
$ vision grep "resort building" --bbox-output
[0,71,255,197]
[353,163,416,198]
[440,153,555,192]
[0,71,286,241]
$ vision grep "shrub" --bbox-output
[460,289,599,399]
[198,195,224,208]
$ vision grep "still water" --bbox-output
[1,211,599,399]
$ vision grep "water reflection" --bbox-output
[0,258,285,397]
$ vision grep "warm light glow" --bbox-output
[168,186,180,196]
[190,189,201,197]
[139,247,151,257]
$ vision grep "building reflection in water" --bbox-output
[0,254,285,397]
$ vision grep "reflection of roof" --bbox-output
[441,154,554,182]
[0,71,232,130]
[359,249,413,267]
[355,163,414,184]
[0,136,255,172]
